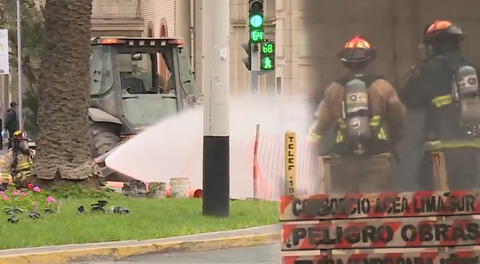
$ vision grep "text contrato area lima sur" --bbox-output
[282,191,480,220]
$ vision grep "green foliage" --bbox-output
[0,185,59,223]
[0,0,45,76]
[0,197,278,249]
[49,184,114,199]
[0,0,44,138]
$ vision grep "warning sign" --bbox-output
[282,246,480,264]
[280,190,480,221]
[282,216,480,250]
[285,131,297,196]
[279,132,480,264]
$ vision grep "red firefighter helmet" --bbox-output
[424,20,464,43]
[337,35,376,63]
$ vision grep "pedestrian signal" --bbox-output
[260,41,275,71]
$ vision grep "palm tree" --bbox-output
[34,0,99,184]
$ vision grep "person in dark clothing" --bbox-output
[400,20,480,190]
[5,102,18,149]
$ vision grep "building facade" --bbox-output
[93,0,480,99]
[91,0,144,37]
[135,0,283,96]
[92,0,304,97]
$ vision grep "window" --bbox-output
[90,47,114,96]
[118,53,153,94]
[118,51,176,95]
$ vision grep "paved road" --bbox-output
[79,243,280,264]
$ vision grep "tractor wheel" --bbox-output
[89,122,121,158]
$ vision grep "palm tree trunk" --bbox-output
[35,0,99,183]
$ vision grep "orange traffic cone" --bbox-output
[189,189,203,198]
[166,186,173,198]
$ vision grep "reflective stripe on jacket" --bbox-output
[426,139,480,151]
[1,150,33,183]
[310,78,406,150]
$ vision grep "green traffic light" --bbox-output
[262,43,274,54]
[250,30,264,43]
[249,14,263,28]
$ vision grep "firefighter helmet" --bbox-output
[12,130,29,153]
[337,35,376,63]
[13,130,28,141]
[424,20,464,43]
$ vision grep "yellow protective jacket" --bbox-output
[0,150,33,187]
[309,77,406,152]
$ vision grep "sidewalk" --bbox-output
[0,224,281,264]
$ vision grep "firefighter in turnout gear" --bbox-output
[401,20,480,190]
[0,130,34,189]
[308,35,406,193]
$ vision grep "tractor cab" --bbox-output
[88,37,196,158]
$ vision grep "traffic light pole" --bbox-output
[251,71,259,93]
[250,43,259,93]
[202,0,230,217]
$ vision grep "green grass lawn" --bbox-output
[0,195,278,250]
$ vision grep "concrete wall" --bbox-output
[175,0,192,57]
[275,0,312,97]
[91,0,144,37]
[193,0,203,94]
[141,0,176,37]
[229,0,249,95]
[92,0,141,19]
[304,0,480,97]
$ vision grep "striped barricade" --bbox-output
[280,191,480,221]
[282,216,480,250]
[282,246,480,264]
[281,131,480,263]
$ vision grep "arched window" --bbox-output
[160,18,168,37]
[160,25,167,37]
[147,22,154,37]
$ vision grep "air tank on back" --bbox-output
[344,78,370,154]
[456,65,480,123]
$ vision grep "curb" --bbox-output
[0,230,279,264]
